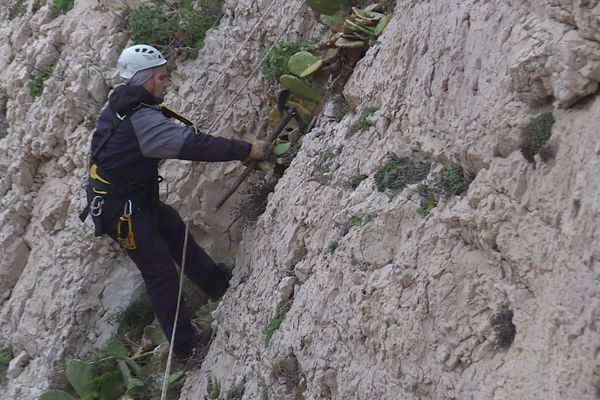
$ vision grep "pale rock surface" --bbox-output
[0,0,598,400]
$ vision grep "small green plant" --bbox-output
[520,112,554,162]
[225,383,242,399]
[127,0,223,57]
[39,339,186,400]
[327,240,339,254]
[107,294,155,342]
[0,89,7,117]
[9,0,27,19]
[0,347,12,380]
[416,185,437,218]
[265,301,292,345]
[350,106,379,133]
[49,0,74,18]
[28,65,54,98]
[261,41,305,83]
[374,153,430,192]
[350,174,368,188]
[443,163,467,195]
[347,216,362,228]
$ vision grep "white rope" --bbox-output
[159,1,307,399]
[189,0,281,121]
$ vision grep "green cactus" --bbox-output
[307,0,352,15]
[38,390,77,400]
[66,360,96,398]
[279,75,322,103]
[288,51,322,77]
[335,37,366,48]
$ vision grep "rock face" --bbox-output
[0,0,599,399]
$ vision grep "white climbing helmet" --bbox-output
[117,44,167,79]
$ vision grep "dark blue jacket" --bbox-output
[91,85,252,183]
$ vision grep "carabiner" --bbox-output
[90,196,104,217]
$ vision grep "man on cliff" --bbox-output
[83,44,270,361]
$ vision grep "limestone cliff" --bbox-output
[1,0,599,399]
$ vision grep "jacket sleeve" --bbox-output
[129,107,252,162]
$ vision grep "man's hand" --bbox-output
[247,140,273,161]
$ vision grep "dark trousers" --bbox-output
[101,199,226,355]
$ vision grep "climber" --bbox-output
[81,44,271,362]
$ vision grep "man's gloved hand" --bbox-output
[247,140,273,161]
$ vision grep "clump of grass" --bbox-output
[127,0,223,57]
[492,306,516,349]
[261,41,307,83]
[443,163,467,195]
[28,65,55,98]
[107,294,155,342]
[350,173,368,189]
[374,153,430,192]
[49,0,74,18]
[416,185,437,218]
[350,106,379,133]
[327,240,339,254]
[265,301,292,345]
[347,216,362,228]
[9,0,26,19]
[520,113,555,162]
[0,347,12,380]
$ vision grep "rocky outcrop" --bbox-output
[1,0,599,399]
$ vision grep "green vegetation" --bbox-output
[443,163,467,195]
[0,88,7,117]
[127,0,223,57]
[265,301,292,345]
[0,347,12,380]
[107,294,155,342]
[261,41,307,83]
[327,240,339,254]
[49,0,74,18]
[416,185,437,218]
[347,216,362,228]
[350,173,368,189]
[520,112,555,162]
[350,106,379,133]
[9,0,27,19]
[28,65,55,98]
[374,153,430,192]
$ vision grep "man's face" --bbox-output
[144,65,170,101]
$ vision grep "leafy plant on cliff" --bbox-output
[374,153,430,192]
[127,0,224,57]
[350,106,379,133]
[0,347,12,381]
[28,65,55,98]
[261,41,308,83]
[520,112,555,162]
[442,163,467,195]
[49,0,74,18]
[265,300,292,345]
[416,184,437,218]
